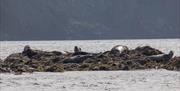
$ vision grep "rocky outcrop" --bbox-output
[0,58,9,73]
[0,45,179,74]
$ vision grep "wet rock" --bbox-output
[4,53,31,65]
[79,63,91,71]
[45,64,64,72]
[63,63,80,71]
[3,53,34,73]
[122,65,130,70]
[0,60,9,73]
[164,57,180,71]
[99,64,111,70]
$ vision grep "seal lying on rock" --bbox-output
[135,46,163,56]
[73,46,89,55]
[1,45,180,73]
[145,51,174,63]
[22,45,37,58]
[63,55,94,63]
[111,45,129,53]
[74,46,81,53]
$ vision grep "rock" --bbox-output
[63,63,80,71]
[0,60,9,73]
[79,63,91,71]
[122,65,130,70]
[165,57,180,70]
[4,53,34,73]
[0,58,9,73]
[4,53,31,65]
[99,64,111,70]
[45,64,64,72]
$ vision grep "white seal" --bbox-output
[111,45,129,53]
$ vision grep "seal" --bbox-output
[111,45,129,53]
[22,45,37,58]
[74,46,81,53]
[23,45,31,53]
[146,51,174,63]
[73,46,89,55]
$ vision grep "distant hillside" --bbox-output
[0,0,179,40]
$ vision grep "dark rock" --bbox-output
[45,64,64,72]
[79,63,90,71]
[0,61,9,73]
[164,57,180,70]
[0,58,3,62]
[63,63,80,71]
[122,66,130,70]
[99,64,111,70]
[4,53,31,65]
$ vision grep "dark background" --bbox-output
[0,0,179,40]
